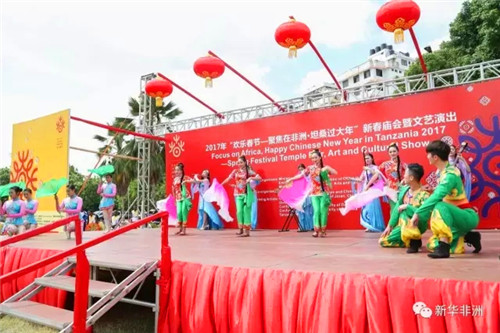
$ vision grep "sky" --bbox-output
[1,0,465,173]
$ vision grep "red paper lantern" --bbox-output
[145,78,173,107]
[275,18,311,58]
[376,0,420,44]
[193,55,225,88]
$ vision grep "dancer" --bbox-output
[172,163,193,235]
[379,163,430,253]
[449,143,472,201]
[97,173,117,233]
[296,164,313,231]
[347,153,386,232]
[23,188,39,230]
[190,170,223,230]
[1,186,26,236]
[221,155,262,237]
[55,184,83,239]
[286,150,337,237]
[411,140,481,258]
[379,143,407,210]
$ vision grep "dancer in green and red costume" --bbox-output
[379,143,407,210]
[221,155,261,237]
[286,149,337,238]
[410,140,481,259]
[379,163,430,253]
[172,163,193,236]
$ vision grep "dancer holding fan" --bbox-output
[190,170,223,230]
[221,155,261,237]
[286,150,337,238]
[1,186,26,236]
[343,153,386,232]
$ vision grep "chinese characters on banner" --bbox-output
[166,80,499,229]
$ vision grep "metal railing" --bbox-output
[153,59,500,134]
[1,212,170,333]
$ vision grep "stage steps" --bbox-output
[0,258,159,333]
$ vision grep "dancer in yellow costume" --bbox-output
[379,163,430,253]
[410,140,481,259]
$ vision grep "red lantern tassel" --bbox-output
[288,45,297,58]
[205,77,213,88]
[394,28,404,44]
[155,97,163,107]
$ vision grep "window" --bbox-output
[376,69,383,77]
[353,75,359,83]
[342,80,349,88]
[401,59,408,66]
[364,70,370,79]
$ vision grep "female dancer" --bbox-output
[379,143,407,210]
[286,150,337,237]
[348,153,385,232]
[191,170,223,230]
[221,155,262,237]
[1,186,26,236]
[97,174,117,233]
[23,188,39,230]
[55,184,83,239]
[172,163,193,235]
[449,144,472,200]
[296,164,313,231]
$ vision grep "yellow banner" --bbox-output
[10,109,70,225]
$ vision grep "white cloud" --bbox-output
[296,68,338,95]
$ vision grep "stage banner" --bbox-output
[166,80,499,229]
[10,109,70,225]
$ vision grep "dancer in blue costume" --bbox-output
[55,184,83,239]
[97,174,117,233]
[1,186,26,236]
[23,188,39,230]
[295,164,313,231]
[349,153,385,232]
[188,170,223,230]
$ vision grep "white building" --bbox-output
[303,44,415,104]
[339,43,414,89]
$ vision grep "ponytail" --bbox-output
[177,163,185,184]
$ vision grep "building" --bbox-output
[339,43,414,89]
[303,44,415,104]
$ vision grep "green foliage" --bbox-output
[68,165,101,212]
[406,0,500,75]
[0,167,10,185]
[94,96,182,196]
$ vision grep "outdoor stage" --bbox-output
[2,228,500,332]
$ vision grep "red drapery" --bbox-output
[0,247,67,307]
[161,261,499,333]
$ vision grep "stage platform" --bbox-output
[2,228,500,332]
[5,228,500,281]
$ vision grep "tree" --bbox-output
[0,167,10,185]
[406,0,500,75]
[94,96,182,195]
[68,165,101,212]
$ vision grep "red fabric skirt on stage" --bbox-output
[0,247,67,307]
[162,261,499,333]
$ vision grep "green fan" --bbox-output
[36,178,68,198]
[0,181,26,198]
[88,164,115,177]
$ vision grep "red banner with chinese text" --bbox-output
[165,79,500,229]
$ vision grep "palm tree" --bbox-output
[94,96,182,195]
